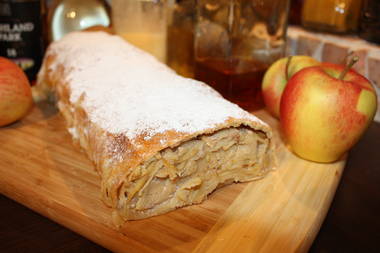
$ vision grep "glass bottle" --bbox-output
[48,0,110,42]
[0,0,46,81]
[194,0,290,111]
[166,0,195,77]
[302,0,362,34]
[112,0,168,63]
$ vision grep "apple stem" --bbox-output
[341,51,354,65]
[338,56,359,80]
[285,56,293,82]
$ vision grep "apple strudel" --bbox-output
[35,31,275,223]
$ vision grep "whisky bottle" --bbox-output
[0,0,46,81]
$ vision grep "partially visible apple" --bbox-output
[280,59,377,163]
[0,57,33,127]
[262,56,319,118]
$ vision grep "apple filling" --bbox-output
[117,127,271,220]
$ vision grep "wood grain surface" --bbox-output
[0,103,346,253]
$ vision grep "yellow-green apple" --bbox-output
[262,56,319,118]
[280,60,377,163]
[0,57,33,126]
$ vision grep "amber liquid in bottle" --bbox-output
[194,58,267,111]
[302,0,362,34]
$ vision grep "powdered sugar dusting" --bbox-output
[48,32,267,142]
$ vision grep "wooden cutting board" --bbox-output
[0,103,345,253]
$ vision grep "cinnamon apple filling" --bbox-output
[118,127,271,220]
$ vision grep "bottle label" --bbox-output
[0,0,44,81]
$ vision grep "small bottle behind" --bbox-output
[0,0,46,81]
[302,0,362,34]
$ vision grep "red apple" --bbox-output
[280,60,377,163]
[0,57,33,126]
[262,55,319,118]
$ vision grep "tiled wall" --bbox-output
[287,26,380,122]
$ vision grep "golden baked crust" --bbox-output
[35,31,275,223]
